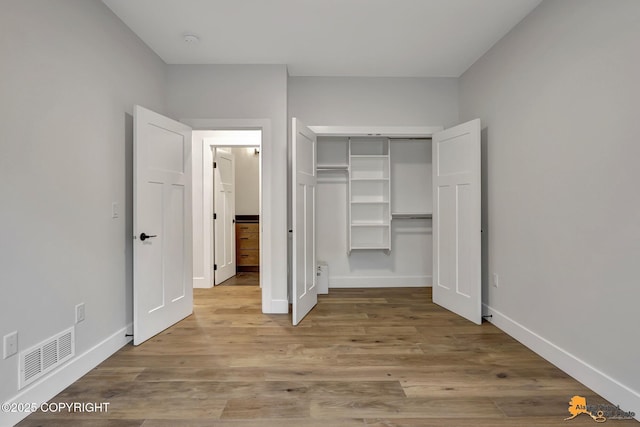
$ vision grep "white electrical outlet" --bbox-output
[3,331,18,359]
[492,273,499,288]
[75,303,85,323]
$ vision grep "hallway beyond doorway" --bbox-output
[219,272,260,287]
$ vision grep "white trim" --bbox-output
[3,325,132,426]
[182,118,274,313]
[330,275,431,288]
[309,125,442,137]
[203,130,261,146]
[193,277,210,289]
[484,304,640,421]
[270,299,289,313]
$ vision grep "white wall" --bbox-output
[289,77,458,287]
[460,0,640,416]
[0,0,166,422]
[232,147,260,216]
[167,65,288,311]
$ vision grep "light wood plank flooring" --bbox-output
[17,276,638,426]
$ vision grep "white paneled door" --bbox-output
[133,106,193,345]
[292,118,317,325]
[213,148,236,285]
[432,119,482,324]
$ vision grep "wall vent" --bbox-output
[19,327,75,389]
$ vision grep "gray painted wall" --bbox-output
[289,77,459,127]
[0,0,166,408]
[460,0,640,412]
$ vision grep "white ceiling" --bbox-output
[102,0,542,77]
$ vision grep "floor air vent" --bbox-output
[19,327,75,389]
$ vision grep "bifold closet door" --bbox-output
[433,119,482,325]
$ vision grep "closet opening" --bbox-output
[291,121,446,324]
[315,134,434,289]
[293,120,483,326]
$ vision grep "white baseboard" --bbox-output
[330,275,431,288]
[484,304,639,421]
[3,324,132,427]
[193,277,212,289]
[265,299,289,314]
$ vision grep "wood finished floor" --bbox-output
[17,275,638,426]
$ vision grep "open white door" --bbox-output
[292,118,317,325]
[133,105,193,345]
[432,119,482,325]
[213,148,236,284]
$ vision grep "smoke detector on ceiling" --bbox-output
[183,34,200,44]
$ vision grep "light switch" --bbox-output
[112,202,119,219]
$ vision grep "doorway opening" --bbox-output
[212,144,261,286]
[189,127,264,299]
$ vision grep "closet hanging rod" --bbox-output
[387,137,432,141]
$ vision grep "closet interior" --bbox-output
[315,135,433,287]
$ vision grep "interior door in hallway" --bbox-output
[214,148,236,284]
[133,105,193,345]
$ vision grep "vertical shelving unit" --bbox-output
[348,137,391,253]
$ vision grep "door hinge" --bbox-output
[213,162,217,168]
[214,213,217,220]
[214,264,217,271]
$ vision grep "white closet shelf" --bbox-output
[348,137,391,253]
[317,164,349,170]
[391,212,433,219]
[350,200,389,204]
[350,246,390,250]
[350,154,389,158]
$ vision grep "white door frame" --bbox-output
[184,119,269,312]
[206,138,259,287]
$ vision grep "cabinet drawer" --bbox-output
[237,250,259,266]
[236,223,259,233]
[237,232,259,249]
